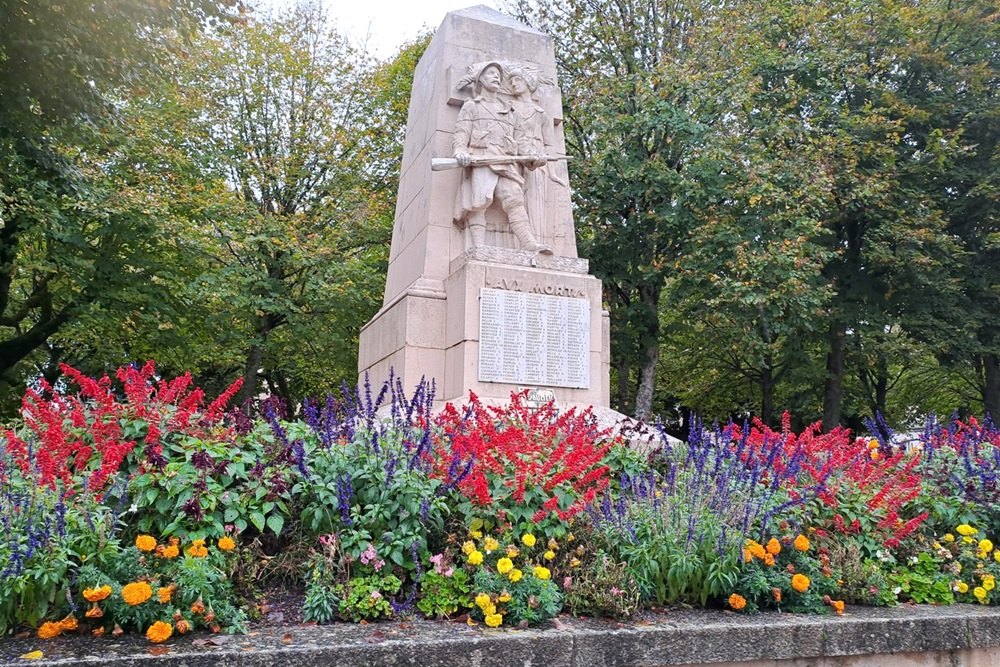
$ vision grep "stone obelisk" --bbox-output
[357,5,610,408]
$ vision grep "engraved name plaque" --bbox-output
[478,288,590,388]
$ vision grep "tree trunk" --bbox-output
[823,324,846,431]
[634,340,659,422]
[632,283,662,422]
[983,353,1000,419]
[240,343,265,409]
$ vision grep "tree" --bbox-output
[510,0,715,420]
[0,0,236,410]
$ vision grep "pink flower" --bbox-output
[610,587,623,596]
[370,591,382,600]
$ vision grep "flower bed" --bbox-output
[1,364,998,645]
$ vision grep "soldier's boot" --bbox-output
[509,213,553,255]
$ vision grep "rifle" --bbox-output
[430,155,572,171]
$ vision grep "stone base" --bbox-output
[359,248,610,409]
[13,605,1000,666]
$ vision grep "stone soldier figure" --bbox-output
[452,61,552,254]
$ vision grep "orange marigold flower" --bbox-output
[161,544,180,559]
[765,538,781,556]
[772,587,782,603]
[186,539,208,558]
[135,535,157,552]
[146,620,173,644]
[191,599,206,615]
[157,586,173,604]
[85,603,104,619]
[37,622,63,639]
[122,581,153,606]
[794,535,810,552]
[743,548,753,563]
[746,540,767,560]
[831,600,845,615]
[728,593,747,611]
[59,615,78,632]
[83,585,112,602]
[763,553,776,567]
[217,536,236,551]
[175,619,191,634]
[92,627,105,637]
[791,573,811,593]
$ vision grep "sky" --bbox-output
[262,0,502,58]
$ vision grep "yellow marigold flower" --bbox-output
[791,574,811,593]
[218,536,236,552]
[793,535,810,552]
[570,558,581,568]
[470,529,483,539]
[498,590,512,602]
[135,535,157,552]
[521,533,536,548]
[547,539,559,551]
[963,536,975,545]
[765,538,781,556]
[83,585,112,602]
[146,621,173,644]
[161,544,180,559]
[983,576,996,592]
[157,586,173,604]
[728,593,747,611]
[508,568,523,583]
[37,621,63,639]
[483,537,499,553]
[467,550,484,566]
[544,550,556,561]
[497,557,514,574]
[475,593,492,610]
[973,586,988,603]
[979,539,994,553]
[533,566,551,580]
[942,533,955,543]
[122,581,153,606]
[994,550,1000,563]
[956,524,978,537]
[867,438,879,450]
[506,545,520,558]
[955,581,970,593]
[461,541,476,555]
[567,533,575,542]
[484,613,503,628]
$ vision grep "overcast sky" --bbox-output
[260,0,502,58]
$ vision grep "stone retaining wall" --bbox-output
[4,605,999,667]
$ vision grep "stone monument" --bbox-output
[357,5,611,409]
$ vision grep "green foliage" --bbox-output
[416,568,472,619]
[470,569,563,627]
[563,552,641,619]
[76,536,247,635]
[293,423,449,568]
[887,551,955,605]
[336,574,402,622]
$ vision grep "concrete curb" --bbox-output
[3,605,999,666]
